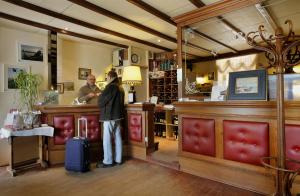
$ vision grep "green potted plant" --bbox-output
[15,70,42,129]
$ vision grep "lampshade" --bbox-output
[293,64,300,73]
[122,65,142,85]
[196,76,205,84]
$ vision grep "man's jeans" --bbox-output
[103,120,122,164]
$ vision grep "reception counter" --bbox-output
[38,103,156,165]
[173,101,300,194]
[38,104,101,165]
[125,103,155,160]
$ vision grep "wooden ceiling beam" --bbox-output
[188,0,247,39]
[188,0,206,8]
[126,0,176,26]
[190,48,260,63]
[127,0,238,54]
[174,0,264,26]
[67,0,177,43]
[68,0,214,54]
[3,0,172,51]
[0,12,128,48]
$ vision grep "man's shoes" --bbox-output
[96,162,114,168]
[114,161,122,166]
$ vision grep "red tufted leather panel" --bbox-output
[285,124,300,170]
[223,120,269,166]
[53,115,75,145]
[128,113,142,142]
[80,115,100,143]
[182,117,215,156]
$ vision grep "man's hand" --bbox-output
[87,92,95,98]
[96,92,101,96]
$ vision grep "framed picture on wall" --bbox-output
[4,65,28,91]
[78,68,91,80]
[56,83,64,94]
[208,72,215,80]
[63,82,75,91]
[18,43,44,62]
[227,69,267,100]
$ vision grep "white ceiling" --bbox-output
[0,0,299,57]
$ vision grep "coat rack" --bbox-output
[246,20,300,196]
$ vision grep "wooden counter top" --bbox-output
[173,100,300,108]
[37,104,99,114]
[173,101,300,120]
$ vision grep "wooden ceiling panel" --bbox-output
[48,18,108,38]
[0,1,53,24]
[28,0,73,13]
[142,0,195,17]
[201,0,222,5]
[87,0,157,24]
[86,0,179,37]
[266,0,300,34]
[266,0,300,19]
[62,4,134,32]
[183,35,229,54]
[182,45,209,57]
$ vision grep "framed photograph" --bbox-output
[63,82,75,91]
[78,68,91,80]
[4,65,28,90]
[208,72,215,80]
[56,83,64,94]
[18,43,44,62]
[227,69,267,100]
[116,68,122,77]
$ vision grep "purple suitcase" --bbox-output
[65,118,90,172]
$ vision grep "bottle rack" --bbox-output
[154,109,178,140]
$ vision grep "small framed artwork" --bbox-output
[18,43,44,62]
[227,69,267,100]
[56,83,64,94]
[4,65,28,90]
[208,72,215,80]
[63,82,75,91]
[117,68,122,77]
[78,68,91,80]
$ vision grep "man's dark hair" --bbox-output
[108,69,118,79]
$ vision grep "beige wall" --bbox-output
[57,39,113,104]
[191,53,268,87]
[130,46,149,102]
[0,26,48,165]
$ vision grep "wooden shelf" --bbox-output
[149,52,178,104]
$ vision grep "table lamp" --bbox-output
[122,65,142,104]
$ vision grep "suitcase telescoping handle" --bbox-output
[77,117,88,138]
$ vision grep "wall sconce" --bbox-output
[122,65,142,103]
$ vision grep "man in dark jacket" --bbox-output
[97,69,124,168]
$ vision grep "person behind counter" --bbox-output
[97,69,124,168]
[78,74,101,104]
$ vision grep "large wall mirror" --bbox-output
[175,0,300,100]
